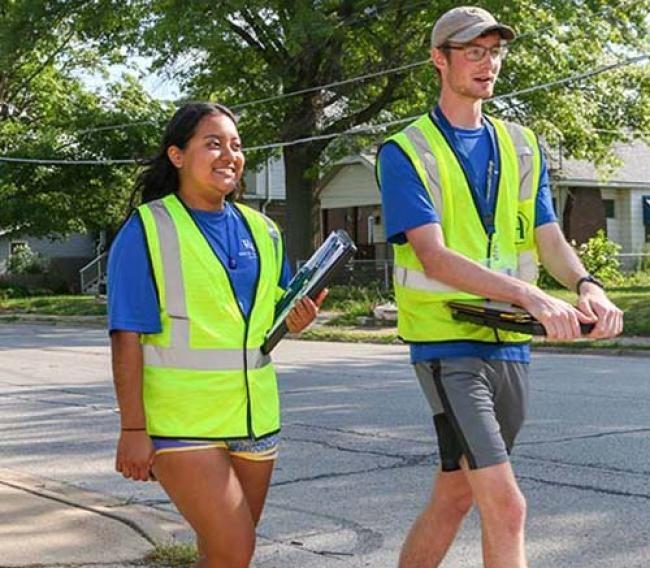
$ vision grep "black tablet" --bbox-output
[262,230,357,354]
[448,300,595,336]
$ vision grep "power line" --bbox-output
[56,1,637,136]
[1,53,647,165]
[231,59,429,110]
[0,156,140,165]
[491,54,650,102]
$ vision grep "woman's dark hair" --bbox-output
[129,102,238,208]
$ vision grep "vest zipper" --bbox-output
[238,209,262,441]
[486,232,494,269]
[178,197,259,440]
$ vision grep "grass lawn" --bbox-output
[0,285,648,337]
[0,295,107,316]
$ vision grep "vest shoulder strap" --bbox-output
[234,203,283,268]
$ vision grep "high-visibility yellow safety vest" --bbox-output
[379,113,542,343]
[137,193,285,439]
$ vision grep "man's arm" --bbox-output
[406,223,594,340]
[535,223,623,338]
[111,331,155,481]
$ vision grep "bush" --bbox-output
[537,230,622,289]
[575,229,622,285]
[321,284,393,312]
[6,244,47,275]
[0,283,30,300]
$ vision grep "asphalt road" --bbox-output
[0,323,648,567]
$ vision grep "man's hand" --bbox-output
[520,288,596,341]
[577,282,624,339]
[286,289,328,333]
[115,431,155,482]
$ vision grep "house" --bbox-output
[0,229,100,292]
[241,156,287,227]
[553,140,650,267]
[316,141,650,269]
[317,150,386,260]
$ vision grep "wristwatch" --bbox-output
[576,274,604,294]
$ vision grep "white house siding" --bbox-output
[319,164,380,209]
[601,188,623,248]
[244,155,286,200]
[629,188,648,254]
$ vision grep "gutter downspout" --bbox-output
[262,156,272,214]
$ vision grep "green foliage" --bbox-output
[127,0,650,259]
[0,295,107,316]
[0,1,167,238]
[145,543,198,567]
[0,283,30,300]
[538,230,623,288]
[321,284,393,326]
[6,244,47,275]
[536,267,561,290]
[575,229,623,285]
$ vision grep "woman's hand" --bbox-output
[115,430,156,482]
[285,289,328,333]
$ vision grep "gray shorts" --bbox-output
[414,357,529,471]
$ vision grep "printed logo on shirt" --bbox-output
[516,211,529,244]
[239,238,257,258]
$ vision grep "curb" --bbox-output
[0,467,190,548]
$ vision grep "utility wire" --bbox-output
[51,1,637,137]
[231,59,429,110]
[1,53,647,165]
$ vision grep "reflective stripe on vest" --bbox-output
[143,200,270,370]
[380,113,541,343]
[392,116,540,295]
[403,124,444,218]
[138,195,281,439]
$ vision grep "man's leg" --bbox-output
[398,467,473,568]
[430,358,529,568]
[463,461,527,568]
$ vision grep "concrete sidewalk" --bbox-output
[0,467,189,567]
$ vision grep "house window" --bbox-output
[9,241,28,255]
[603,199,615,219]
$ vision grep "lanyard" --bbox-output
[431,106,500,228]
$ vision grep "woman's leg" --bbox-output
[195,456,275,561]
[152,448,257,568]
[230,456,275,526]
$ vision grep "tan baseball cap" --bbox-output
[431,6,515,49]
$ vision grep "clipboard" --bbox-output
[448,300,595,336]
[261,230,357,354]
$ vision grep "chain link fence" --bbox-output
[297,254,650,291]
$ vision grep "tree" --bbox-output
[0,0,168,237]
[134,0,650,262]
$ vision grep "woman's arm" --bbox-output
[111,331,155,481]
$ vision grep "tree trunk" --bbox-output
[283,144,317,266]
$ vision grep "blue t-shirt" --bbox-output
[378,109,557,364]
[108,202,292,333]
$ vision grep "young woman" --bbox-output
[108,102,323,567]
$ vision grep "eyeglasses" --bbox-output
[442,44,508,62]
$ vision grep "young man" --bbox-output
[377,6,623,568]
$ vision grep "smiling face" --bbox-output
[432,32,504,102]
[167,112,245,210]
